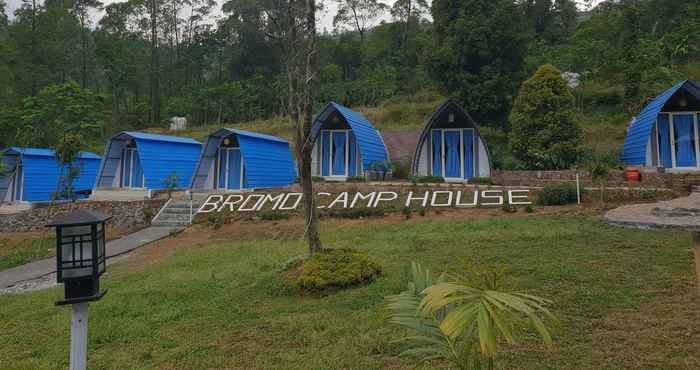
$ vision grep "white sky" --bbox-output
[4,0,606,32]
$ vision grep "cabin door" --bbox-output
[658,113,700,169]
[218,148,243,190]
[122,148,144,188]
[432,129,475,180]
[321,130,356,177]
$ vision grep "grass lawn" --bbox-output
[1,212,699,369]
[0,233,55,271]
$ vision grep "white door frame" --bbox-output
[218,147,244,190]
[324,129,351,178]
[659,111,700,170]
[122,147,145,188]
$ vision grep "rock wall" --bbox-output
[0,200,166,233]
[491,169,700,194]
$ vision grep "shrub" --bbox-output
[321,207,385,219]
[312,176,326,182]
[537,183,578,205]
[525,204,535,213]
[291,249,382,291]
[259,211,290,221]
[509,64,582,170]
[346,176,367,183]
[469,176,494,185]
[143,207,156,225]
[392,162,410,179]
[414,176,445,184]
[402,206,412,219]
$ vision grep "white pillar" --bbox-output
[70,302,89,370]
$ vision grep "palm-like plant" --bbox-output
[384,263,555,370]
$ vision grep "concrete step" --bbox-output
[156,213,191,221]
[152,220,190,226]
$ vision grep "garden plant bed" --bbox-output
[1,209,698,369]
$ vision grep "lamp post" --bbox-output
[47,209,111,370]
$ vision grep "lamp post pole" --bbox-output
[70,302,89,370]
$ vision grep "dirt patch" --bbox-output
[591,286,700,369]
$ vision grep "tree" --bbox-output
[53,133,84,201]
[333,0,388,43]
[19,81,104,149]
[390,0,427,44]
[285,0,324,254]
[429,0,528,125]
[509,64,582,170]
[71,0,103,88]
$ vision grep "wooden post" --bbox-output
[70,302,89,370]
[694,233,700,294]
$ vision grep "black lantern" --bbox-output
[47,209,111,305]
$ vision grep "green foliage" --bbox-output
[525,204,535,213]
[368,160,394,181]
[259,211,290,221]
[509,64,582,170]
[290,248,382,292]
[312,176,326,183]
[162,172,180,197]
[52,133,85,201]
[345,176,367,183]
[537,183,578,206]
[18,81,103,149]
[385,263,555,370]
[409,175,445,184]
[321,207,386,219]
[429,0,528,124]
[469,177,494,185]
[142,207,156,225]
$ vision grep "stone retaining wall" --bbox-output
[491,170,700,194]
[0,200,166,233]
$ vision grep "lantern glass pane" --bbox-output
[97,232,106,274]
[59,225,94,279]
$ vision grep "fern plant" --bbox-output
[384,263,555,370]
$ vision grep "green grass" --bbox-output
[0,215,697,369]
[0,235,55,271]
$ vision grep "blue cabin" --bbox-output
[311,102,389,180]
[0,147,101,203]
[623,80,700,171]
[190,128,296,191]
[412,100,493,181]
[95,132,202,192]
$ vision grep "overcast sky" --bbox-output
[3,0,606,32]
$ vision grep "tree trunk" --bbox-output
[287,0,322,255]
[150,0,161,126]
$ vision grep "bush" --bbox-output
[321,207,386,219]
[312,176,326,182]
[346,176,367,183]
[289,249,382,291]
[469,177,494,185]
[259,211,290,221]
[537,183,578,206]
[509,64,582,170]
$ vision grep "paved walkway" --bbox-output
[605,193,700,231]
[0,226,181,290]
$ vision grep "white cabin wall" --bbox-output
[417,140,429,176]
[478,138,490,177]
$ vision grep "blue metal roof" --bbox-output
[122,131,201,145]
[1,147,101,202]
[622,80,700,165]
[190,128,296,190]
[96,132,202,190]
[312,102,389,169]
[4,147,101,159]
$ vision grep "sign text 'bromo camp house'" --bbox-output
[198,190,532,214]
